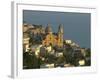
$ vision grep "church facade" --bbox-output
[42,24,63,47]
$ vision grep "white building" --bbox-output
[45,46,52,53]
[65,40,72,44]
[31,45,43,56]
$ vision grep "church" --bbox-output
[42,24,63,47]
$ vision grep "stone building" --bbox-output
[23,32,30,52]
[23,23,33,52]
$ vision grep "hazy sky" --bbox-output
[23,10,91,48]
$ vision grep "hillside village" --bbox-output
[23,23,91,69]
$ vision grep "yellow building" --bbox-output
[42,24,63,47]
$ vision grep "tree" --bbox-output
[85,48,91,66]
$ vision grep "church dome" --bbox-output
[45,24,52,34]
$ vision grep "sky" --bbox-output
[23,10,91,48]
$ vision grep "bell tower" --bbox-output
[57,24,63,47]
